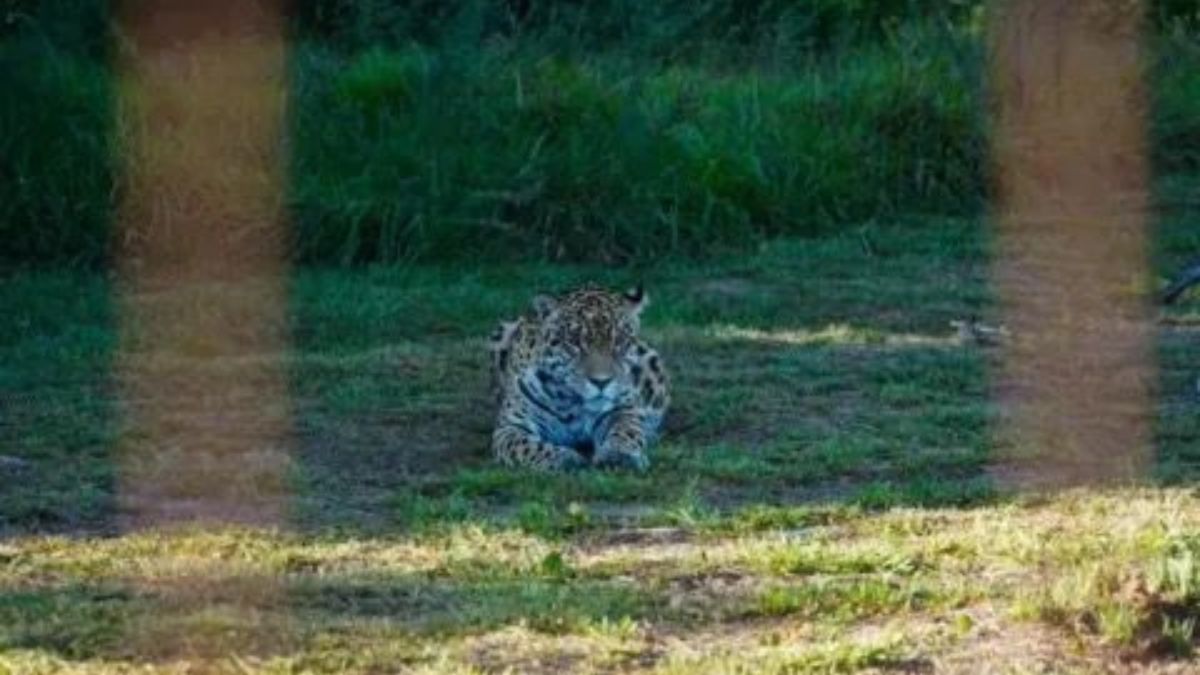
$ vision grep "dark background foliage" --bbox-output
[0,0,1196,266]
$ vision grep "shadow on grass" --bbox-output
[0,584,146,661]
[0,272,117,536]
[0,570,658,666]
[0,560,942,670]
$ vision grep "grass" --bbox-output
[284,218,996,532]
[288,23,985,264]
[3,205,1200,670]
[3,1,1200,265]
[0,36,113,267]
[2,2,1200,670]
[6,495,1200,671]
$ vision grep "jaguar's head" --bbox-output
[532,285,647,402]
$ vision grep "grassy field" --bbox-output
[2,2,1200,672]
[3,205,1200,671]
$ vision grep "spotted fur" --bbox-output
[487,285,670,471]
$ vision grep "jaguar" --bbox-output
[487,285,669,471]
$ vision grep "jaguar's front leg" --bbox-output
[592,406,650,472]
[492,424,589,472]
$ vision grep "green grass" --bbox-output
[0,37,113,267]
[3,208,1200,670]
[289,24,985,263]
[3,1,1200,265]
[6,495,1200,671]
[282,219,996,533]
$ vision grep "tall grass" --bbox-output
[1153,28,1200,175]
[290,0,986,57]
[290,23,985,263]
[0,0,113,267]
[1,0,1198,267]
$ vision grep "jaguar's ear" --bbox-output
[623,284,648,316]
[531,293,559,320]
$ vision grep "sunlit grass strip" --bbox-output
[990,0,1155,486]
[688,324,960,347]
[4,490,1197,670]
[112,0,292,662]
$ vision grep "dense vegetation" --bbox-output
[0,0,1198,265]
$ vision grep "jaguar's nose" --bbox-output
[588,375,613,390]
